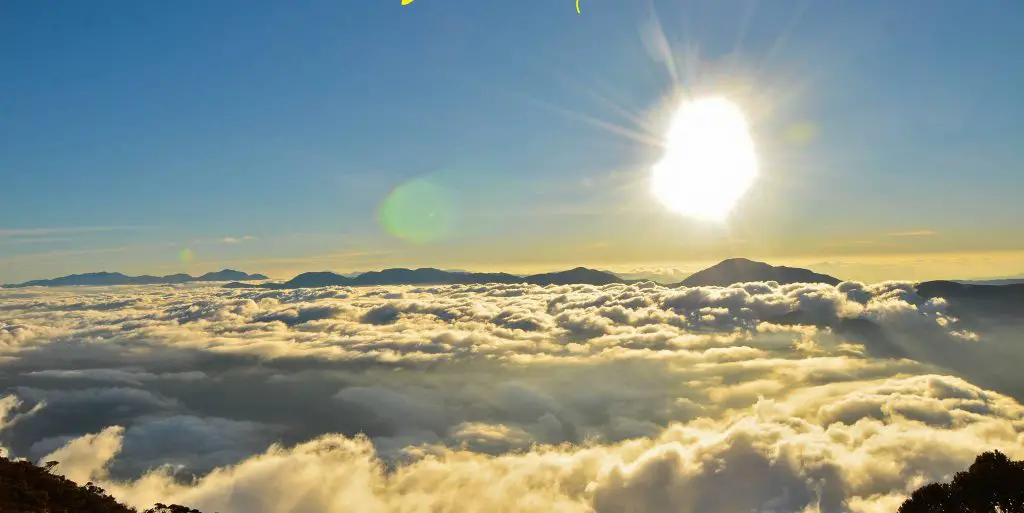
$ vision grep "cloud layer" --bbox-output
[2,280,1023,512]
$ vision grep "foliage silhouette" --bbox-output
[0,456,209,513]
[899,451,1024,513]
[5,448,1024,512]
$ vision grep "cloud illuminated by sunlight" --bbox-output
[3,279,1024,513]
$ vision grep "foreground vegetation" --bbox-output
[2,450,1021,512]
[0,456,203,513]
[899,451,1024,513]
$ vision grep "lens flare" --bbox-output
[785,121,818,145]
[651,97,759,221]
[377,177,453,244]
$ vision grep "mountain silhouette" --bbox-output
[1,259,843,289]
[17,261,1024,313]
[524,267,624,286]
[225,267,625,289]
[676,258,841,287]
[350,268,507,285]
[917,281,1024,302]
[196,269,269,281]
[282,271,355,288]
[3,269,267,288]
[159,273,194,284]
[916,280,1024,318]
[957,274,1024,286]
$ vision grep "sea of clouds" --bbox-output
[2,280,1023,513]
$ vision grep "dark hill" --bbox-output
[351,268,525,285]
[282,271,354,288]
[917,280,1024,302]
[4,269,267,288]
[916,280,1024,318]
[13,272,139,287]
[159,273,194,284]
[462,271,523,283]
[524,267,623,286]
[222,281,262,289]
[196,269,269,281]
[677,258,841,287]
[226,267,624,289]
[959,278,1024,286]
[353,268,466,285]
[0,456,203,512]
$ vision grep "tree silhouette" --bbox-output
[144,504,205,513]
[0,456,211,513]
[10,448,1022,513]
[899,451,1024,513]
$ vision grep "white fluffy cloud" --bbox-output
[1,280,1023,512]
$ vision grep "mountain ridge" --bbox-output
[225,267,631,289]
[674,257,842,287]
[3,269,268,288]
[223,260,842,290]
[956,275,1024,286]
[10,260,1024,310]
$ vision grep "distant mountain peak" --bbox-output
[718,257,760,265]
[196,269,269,282]
[282,271,353,288]
[524,267,622,286]
[678,258,840,287]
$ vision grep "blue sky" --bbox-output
[2,0,1024,283]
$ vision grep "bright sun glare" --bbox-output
[651,97,759,221]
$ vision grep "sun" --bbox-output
[650,97,759,221]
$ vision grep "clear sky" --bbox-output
[3,0,1023,284]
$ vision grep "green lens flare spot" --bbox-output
[377,178,453,244]
[785,122,818,145]
[178,248,195,263]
